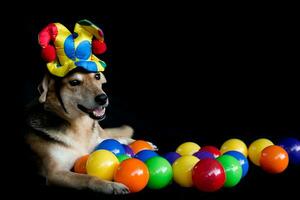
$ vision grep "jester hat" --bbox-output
[38,19,107,77]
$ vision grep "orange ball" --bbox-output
[260,145,289,174]
[129,140,153,154]
[114,158,149,193]
[74,155,89,174]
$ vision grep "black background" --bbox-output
[2,3,299,200]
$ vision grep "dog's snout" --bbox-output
[95,94,108,105]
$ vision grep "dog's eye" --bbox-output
[69,80,81,86]
[95,73,101,80]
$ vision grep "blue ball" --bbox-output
[94,139,125,155]
[162,152,181,165]
[224,150,249,178]
[193,150,215,160]
[134,150,158,162]
[122,144,134,157]
[278,137,300,165]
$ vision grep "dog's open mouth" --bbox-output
[77,104,107,120]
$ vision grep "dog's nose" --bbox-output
[95,94,108,105]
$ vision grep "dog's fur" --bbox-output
[26,70,137,194]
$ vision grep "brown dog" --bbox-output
[26,70,141,194]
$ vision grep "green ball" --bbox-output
[145,156,173,189]
[116,154,131,163]
[217,155,242,187]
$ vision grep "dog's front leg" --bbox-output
[101,125,158,149]
[103,125,134,138]
[100,125,134,145]
[46,170,129,194]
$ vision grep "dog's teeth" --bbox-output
[93,111,100,117]
[92,107,105,118]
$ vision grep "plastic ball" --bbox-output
[129,140,153,154]
[74,155,89,174]
[86,150,119,181]
[117,154,131,163]
[172,155,200,187]
[176,142,201,156]
[134,150,158,162]
[248,138,273,166]
[145,156,173,189]
[224,151,249,177]
[216,155,242,187]
[260,145,289,174]
[278,137,300,165]
[94,139,125,156]
[162,152,181,165]
[193,150,215,160]
[114,158,149,193]
[200,146,221,158]
[122,144,134,157]
[192,158,226,192]
[220,138,248,157]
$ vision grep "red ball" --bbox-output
[192,158,225,192]
[92,39,107,54]
[200,146,221,158]
[41,45,56,62]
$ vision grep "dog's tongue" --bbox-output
[92,107,105,117]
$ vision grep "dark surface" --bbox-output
[2,5,299,200]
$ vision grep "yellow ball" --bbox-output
[220,138,248,157]
[176,142,201,156]
[172,155,200,187]
[248,138,273,166]
[86,150,119,181]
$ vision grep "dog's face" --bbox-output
[39,71,108,121]
[61,72,108,120]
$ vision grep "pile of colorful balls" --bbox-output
[73,137,300,193]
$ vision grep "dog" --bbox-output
[25,69,147,194]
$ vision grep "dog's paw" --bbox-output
[148,142,158,151]
[125,138,135,144]
[89,178,129,194]
[108,182,130,195]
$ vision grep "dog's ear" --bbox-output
[38,74,51,103]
